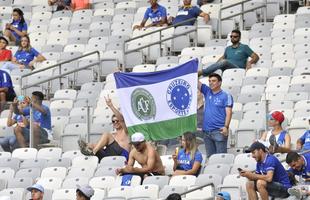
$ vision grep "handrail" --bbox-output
[21,51,101,78]
[166,183,214,199]
[21,61,100,90]
[218,0,267,38]
[21,50,103,97]
[123,17,198,71]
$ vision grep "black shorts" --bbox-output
[254,180,290,198]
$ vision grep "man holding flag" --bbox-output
[198,73,233,157]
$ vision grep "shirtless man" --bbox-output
[116,132,165,177]
[78,96,130,161]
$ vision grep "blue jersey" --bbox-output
[143,4,167,24]
[299,130,310,150]
[288,153,310,179]
[172,6,202,26]
[200,84,233,131]
[256,154,292,189]
[23,104,51,130]
[177,148,202,174]
[13,109,30,128]
[10,20,27,42]
[0,70,15,98]
[15,48,39,66]
[224,43,254,69]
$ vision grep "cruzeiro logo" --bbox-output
[131,88,156,120]
[166,79,192,116]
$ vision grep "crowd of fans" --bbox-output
[0,0,309,199]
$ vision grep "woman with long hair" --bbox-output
[172,131,203,176]
[4,8,28,44]
[1,35,46,72]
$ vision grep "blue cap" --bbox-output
[27,183,44,193]
[216,192,231,200]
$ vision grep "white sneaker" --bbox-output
[288,188,302,199]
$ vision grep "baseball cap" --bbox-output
[216,192,231,200]
[268,111,285,123]
[245,141,267,153]
[130,132,145,144]
[0,36,9,45]
[27,183,44,193]
[76,185,94,198]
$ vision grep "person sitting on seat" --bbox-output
[0,36,12,62]
[133,0,167,30]
[48,0,71,11]
[198,29,259,76]
[0,96,30,152]
[259,111,291,154]
[1,35,46,72]
[4,8,28,45]
[241,142,291,200]
[13,91,51,148]
[172,131,203,176]
[0,69,16,112]
[296,116,310,151]
[116,132,165,178]
[78,96,130,161]
[76,185,94,200]
[168,0,209,26]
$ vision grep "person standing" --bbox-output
[199,30,259,76]
[198,73,233,157]
[241,142,291,200]
[133,0,167,30]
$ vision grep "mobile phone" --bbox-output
[237,168,243,172]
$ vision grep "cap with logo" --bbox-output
[27,184,44,193]
[130,132,145,144]
[76,185,94,198]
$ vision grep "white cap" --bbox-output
[130,132,145,144]
[76,185,94,198]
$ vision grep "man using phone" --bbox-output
[240,142,291,200]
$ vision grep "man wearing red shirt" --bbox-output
[0,36,12,61]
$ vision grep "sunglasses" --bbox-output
[230,35,239,38]
[112,119,119,124]
[133,142,143,147]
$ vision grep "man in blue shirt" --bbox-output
[0,69,16,112]
[199,30,259,76]
[241,142,291,199]
[297,117,310,151]
[133,0,167,30]
[170,0,209,26]
[286,151,310,198]
[13,91,51,148]
[198,73,233,157]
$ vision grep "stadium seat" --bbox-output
[62,177,89,189]
[130,185,159,199]
[7,177,33,189]
[36,177,63,190]
[89,176,115,190]
[142,176,169,190]
[72,155,98,169]
[52,188,76,200]
[12,148,38,160]
[15,168,41,180]
[108,186,133,198]
[19,158,47,170]
[169,175,196,187]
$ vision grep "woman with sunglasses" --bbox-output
[4,8,28,45]
[259,111,291,153]
[1,35,46,72]
[172,131,203,176]
[78,96,130,161]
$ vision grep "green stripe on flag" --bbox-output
[127,114,197,141]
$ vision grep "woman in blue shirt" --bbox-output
[172,131,203,176]
[1,35,46,72]
[4,8,28,44]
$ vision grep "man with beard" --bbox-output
[116,132,165,178]
[241,142,291,200]
[199,29,259,76]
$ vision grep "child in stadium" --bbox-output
[4,8,27,45]
[1,35,46,72]
[172,131,203,176]
[0,36,12,61]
